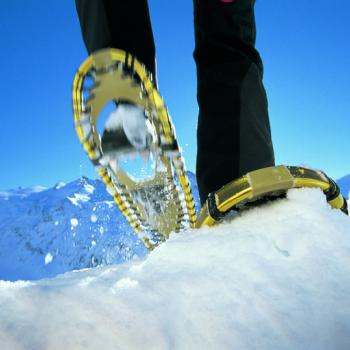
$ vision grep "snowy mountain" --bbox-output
[0,177,147,281]
[337,174,350,198]
[0,171,348,282]
[0,188,349,349]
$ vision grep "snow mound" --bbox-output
[1,188,349,349]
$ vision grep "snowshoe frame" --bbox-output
[73,49,196,249]
[196,165,348,227]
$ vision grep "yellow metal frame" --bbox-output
[73,49,196,249]
[196,165,347,228]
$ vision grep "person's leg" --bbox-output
[194,0,275,204]
[75,0,157,81]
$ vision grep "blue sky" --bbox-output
[1,0,349,190]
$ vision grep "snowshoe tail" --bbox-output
[73,48,196,249]
[196,165,348,228]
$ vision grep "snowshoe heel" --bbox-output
[196,165,348,228]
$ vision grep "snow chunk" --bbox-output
[44,253,54,265]
[90,214,97,223]
[70,218,79,227]
[105,104,149,149]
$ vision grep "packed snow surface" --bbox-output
[1,188,349,349]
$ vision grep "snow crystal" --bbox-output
[90,214,97,223]
[99,226,104,235]
[54,221,59,226]
[91,241,96,247]
[70,218,79,227]
[44,253,53,265]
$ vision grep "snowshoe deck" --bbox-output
[196,165,348,228]
[73,49,196,249]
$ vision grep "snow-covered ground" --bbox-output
[0,186,349,349]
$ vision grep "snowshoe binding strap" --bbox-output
[73,49,196,249]
[196,165,348,228]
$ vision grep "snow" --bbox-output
[67,193,90,206]
[104,104,150,149]
[55,181,66,189]
[90,214,97,223]
[30,185,47,192]
[0,185,46,199]
[84,183,95,194]
[70,218,79,227]
[0,177,146,281]
[104,200,115,208]
[44,253,54,265]
[0,188,349,349]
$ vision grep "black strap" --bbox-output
[207,192,227,221]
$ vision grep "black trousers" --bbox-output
[75,0,275,204]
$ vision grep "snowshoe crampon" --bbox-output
[196,165,348,228]
[73,48,196,249]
